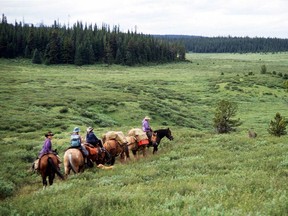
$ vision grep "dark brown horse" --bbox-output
[149,128,174,154]
[38,153,64,188]
[103,139,130,165]
[84,143,109,165]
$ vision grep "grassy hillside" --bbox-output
[0,53,287,215]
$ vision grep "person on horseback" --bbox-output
[142,116,153,140]
[86,127,111,161]
[32,131,60,171]
[39,131,55,157]
[71,127,92,166]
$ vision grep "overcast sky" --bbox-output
[1,0,288,38]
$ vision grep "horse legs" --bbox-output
[153,143,158,154]
[42,175,48,188]
[119,152,125,163]
[142,146,147,157]
[110,157,116,165]
[131,149,139,160]
[125,146,130,161]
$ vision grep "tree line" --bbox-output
[0,14,186,66]
[155,35,288,53]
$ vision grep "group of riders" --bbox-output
[33,116,153,170]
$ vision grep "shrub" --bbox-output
[0,178,15,199]
[213,100,241,133]
[284,80,288,91]
[260,65,267,74]
[267,112,287,137]
[59,107,69,113]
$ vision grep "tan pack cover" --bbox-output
[128,128,148,142]
[103,131,127,145]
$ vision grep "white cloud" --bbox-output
[1,0,287,38]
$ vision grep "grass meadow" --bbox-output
[0,53,288,215]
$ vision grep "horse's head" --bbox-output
[166,128,174,141]
[52,149,59,155]
[151,132,157,143]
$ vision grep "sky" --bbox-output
[1,0,288,38]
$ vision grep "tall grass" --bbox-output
[0,53,287,215]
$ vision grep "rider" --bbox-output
[33,131,60,171]
[86,127,111,161]
[142,116,153,140]
[70,127,91,166]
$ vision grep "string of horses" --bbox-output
[35,128,173,188]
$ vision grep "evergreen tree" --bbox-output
[268,113,287,137]
[74,43,85,66]
[61,36,74,64]
[32,48,42,64]
[45,29,61,64]
[104,42,114,64]
[24,45,30,58]
[213,100,241,133]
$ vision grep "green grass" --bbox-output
[0,53,288,215]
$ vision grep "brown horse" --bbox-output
[103,139,130,165]
[38,153,64,188]
[84,143,109,165]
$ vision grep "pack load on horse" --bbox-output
[127,128,150,158]
[102,131,130,165]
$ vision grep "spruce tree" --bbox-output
[32,48,41,64]
[268,113,287,136]
[213,100,241,133]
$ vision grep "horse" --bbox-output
[84,143,110,165]
[63,145,112,177]
[126,128,152,159]
[103,139,130,165]
[126,135,149,159]
[149,128,174,154]
[63,148,85,176]
[38,153,64,188]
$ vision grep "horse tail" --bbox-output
[47,157,64,180]
[68,153,77,174]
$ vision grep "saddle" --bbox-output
[84,144,98,156]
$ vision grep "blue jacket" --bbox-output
[86,132,99,146]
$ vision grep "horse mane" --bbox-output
[154,128,170,138]
[154,128,169,133]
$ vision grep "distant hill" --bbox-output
[153,35,288,53]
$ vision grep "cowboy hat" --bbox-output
[144,116,151,120]
[87,127,94,132]
[45,131,54,137]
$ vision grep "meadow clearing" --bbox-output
[0,52,287,215]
